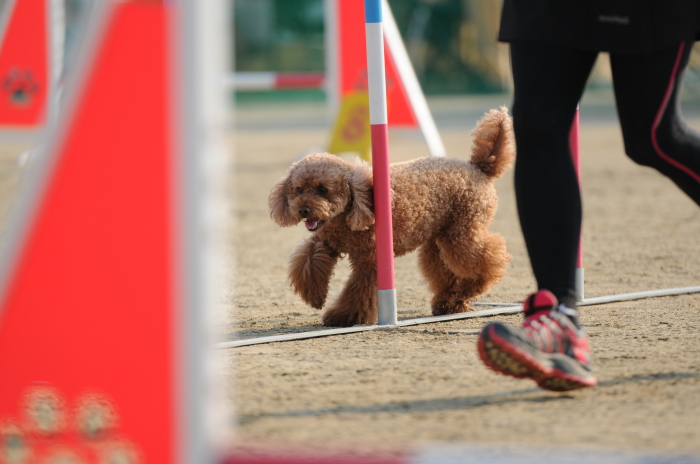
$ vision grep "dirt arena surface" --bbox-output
[217,94,700,460]
[3,93,697,461]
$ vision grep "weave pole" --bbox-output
[570,105,584,300]
[364,0,397,325]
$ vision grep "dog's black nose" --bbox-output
[299,206,310,218]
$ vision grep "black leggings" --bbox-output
[510,40,700,309]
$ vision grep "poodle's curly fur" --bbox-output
[269,107,515,327]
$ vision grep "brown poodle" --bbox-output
[269,107,515,327]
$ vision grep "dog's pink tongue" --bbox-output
[305,220,318,230]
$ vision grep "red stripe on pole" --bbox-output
[274,73,325,89]
[371,123,395,289]
[569,108,583,268]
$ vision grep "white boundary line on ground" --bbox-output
[218,286,700,349]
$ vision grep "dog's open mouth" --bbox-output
[304,219,323,231]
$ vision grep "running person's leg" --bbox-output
[477,41,598,391]
[611,41,700,206]
[509,41,597,309]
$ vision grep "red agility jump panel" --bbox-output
[0,2,179,462]
[0,0,49,127]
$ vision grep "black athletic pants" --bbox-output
[509,40,700,309]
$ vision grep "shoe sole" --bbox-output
[477,323,597,392]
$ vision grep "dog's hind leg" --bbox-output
[419,240,468,315]
[424,233,509,315]
[322,256,377,327]
[289,236,340,309]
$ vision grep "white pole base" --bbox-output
[377,288,397,325]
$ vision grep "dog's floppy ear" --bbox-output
[269,174,297,226]
[346,162,375,231]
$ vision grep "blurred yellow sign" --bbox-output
[327,91,371,161]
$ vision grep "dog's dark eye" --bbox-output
[318,186,328,195]
[296,187,303,194]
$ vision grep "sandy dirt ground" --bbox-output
[215,93,700,461]
[1,93,697,461]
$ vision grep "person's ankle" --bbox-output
[557,304,580,328]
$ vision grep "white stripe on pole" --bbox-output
[324,0,339,123]
[223,72,276,91]
[365,22,388,125]
[222,72,325,91]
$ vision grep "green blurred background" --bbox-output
[234,0,507,96]
[54,0,700,102]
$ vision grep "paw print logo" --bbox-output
[2,68,39,106]
[353,69,368,92]
[0,423,31,464]
[97,442,139,464]
[23,387,67,436]
[0,387,140,464]
[76,395,117,440]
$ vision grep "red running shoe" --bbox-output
[477,290,597,391]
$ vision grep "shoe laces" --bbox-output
[522,309,569,354]
[521,291,591,365]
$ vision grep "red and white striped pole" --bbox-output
[570,105,584,301]
[364,0,397,325]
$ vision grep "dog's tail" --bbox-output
[469,106,515,179]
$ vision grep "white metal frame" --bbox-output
[176,0,231,461]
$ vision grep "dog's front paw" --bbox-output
[289,237,339,310]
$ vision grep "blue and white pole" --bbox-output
[364,0,397,325]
